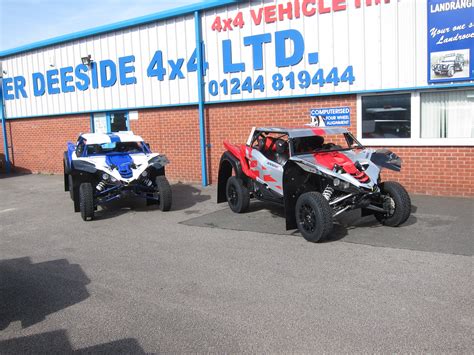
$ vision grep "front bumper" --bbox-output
[433,66,449,74]
[95,181,156,205]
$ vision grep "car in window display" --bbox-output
[217,126,411,242]
[64,132,172,221]
[432,53,465,77]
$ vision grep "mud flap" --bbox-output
[73,186,80,212]
[217,151,244,204]
[283,163,305,230]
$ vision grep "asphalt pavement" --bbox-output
[0,174,472,353]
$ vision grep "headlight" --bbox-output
[333,178,341,187]
[102,173,109,180]
[141,170,148,177]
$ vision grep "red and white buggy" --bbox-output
[217,127,411,242]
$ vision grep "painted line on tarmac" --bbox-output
[0,208,17,214]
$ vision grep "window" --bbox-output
[361,94,411,139]
[358,89,474,146]
[110,112,128,132]
[421,90,474,139]
[91,112,129,133]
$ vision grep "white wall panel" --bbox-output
[201,0,430,102]
[2,15,196,118]
[1,0,442,118]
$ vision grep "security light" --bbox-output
[81,55,93,66]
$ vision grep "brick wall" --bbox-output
[203,97,474,197]
[1,95,473,197]
[380,147,474,197]
[1,115,90,174]
[204,96,357,184]
[129,106,201,182]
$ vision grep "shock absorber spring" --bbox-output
[96,181,106,192]
[322,185,334,200]
[140,177,153,187]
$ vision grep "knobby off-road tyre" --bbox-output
[375,181,411,227]
[79,183,94,221]
[226,176,250,213]
[295,191,333,243]
[156,176,172,211]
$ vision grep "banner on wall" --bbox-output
[428,0,474,83]
[310,107,351,127]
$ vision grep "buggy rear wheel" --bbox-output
[79,182,94,221]
[374,181,411,227]
[295,192,333,243]
[156,176,172,211]
[226,176,250,213]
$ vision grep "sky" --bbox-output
[0,0,202,52]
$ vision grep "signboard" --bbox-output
[310,107,351,127]
[428,0,474,83]
[0,1,448,118]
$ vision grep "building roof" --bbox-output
[0,0,239,58]
[81,132,144,145]
[256,126,349,138]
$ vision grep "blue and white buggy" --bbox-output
[64,132,172,221]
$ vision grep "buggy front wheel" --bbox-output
[79,183,94,221]
[374,181,411,227]
[295,192,333,243]
[156,176,172,211]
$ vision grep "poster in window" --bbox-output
[428,0,474,83]
[93,113,107,133]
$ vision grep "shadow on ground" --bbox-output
[0,172,33,180]
[0,330,145,354]
[182,199,472,256]
[170,182,211,211]
[182,200,419,240]
[90,182,211,220]
[0,257,90,330]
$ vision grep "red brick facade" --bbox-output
[1,95,473,197]
[1,115,90,174]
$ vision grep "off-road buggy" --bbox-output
[217,127,411,242]
[64,132,172,221]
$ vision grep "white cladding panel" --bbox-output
[2,0,432,118]
[2,15,197,118]
[201,0,428,102]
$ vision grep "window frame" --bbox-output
[357,88,474,147]
[91,111,130,133]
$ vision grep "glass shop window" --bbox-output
[110,112,128,132]
[92,112,129,133]
[421,90,474,139]
[361,94,411,139]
